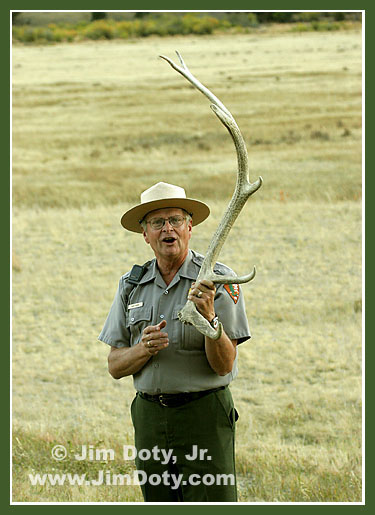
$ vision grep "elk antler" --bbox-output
[160,51,263,340]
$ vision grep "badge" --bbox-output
[224,284,240,304]
[128,302,144,310]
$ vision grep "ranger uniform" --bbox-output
[98,182,251,502]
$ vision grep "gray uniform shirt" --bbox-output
[98,249,251,394]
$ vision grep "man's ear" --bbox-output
[187,219,193,239]
[143,230,150,245]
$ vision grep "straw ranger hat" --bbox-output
[121,182,210,233]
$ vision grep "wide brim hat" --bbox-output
[121,182,210,233]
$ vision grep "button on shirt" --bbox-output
[98,250,251,394]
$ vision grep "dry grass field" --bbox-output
[12,27,362,503]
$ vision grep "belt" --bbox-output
[139,386,226,408]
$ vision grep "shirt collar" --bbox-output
[138,259,157,285]
[138,249,199,287]
[178,249,201,280]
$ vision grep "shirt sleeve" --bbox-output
[214,283,251,344]
[98,278,131,348]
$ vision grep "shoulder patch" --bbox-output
[224,284,240,304]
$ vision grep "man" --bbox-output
[98,181,250,502]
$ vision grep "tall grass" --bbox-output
[12,28,362,503]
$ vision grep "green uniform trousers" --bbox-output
[130,386,238,502]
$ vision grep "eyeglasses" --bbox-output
[145,215,187,230]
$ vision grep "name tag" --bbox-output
[128,302,144,310]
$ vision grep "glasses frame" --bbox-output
[145,214,188,231]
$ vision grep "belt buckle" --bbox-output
[158,395,169,407]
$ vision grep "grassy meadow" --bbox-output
[12,27,362,503]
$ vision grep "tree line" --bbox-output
[12,11,361,26]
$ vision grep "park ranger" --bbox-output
[98,182,250,502]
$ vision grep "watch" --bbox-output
[210,315,219,330]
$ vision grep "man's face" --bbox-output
[142,207,192,262]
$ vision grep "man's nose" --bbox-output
[162,219,174,230]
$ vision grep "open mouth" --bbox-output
[162,237,177,244]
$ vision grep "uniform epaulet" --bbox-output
[120,260,151,289]
[123,260,152,285]
[191,251,234,277]
[191,252,205,268]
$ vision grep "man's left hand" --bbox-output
[188,279,216,322]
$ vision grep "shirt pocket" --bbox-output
[126,306,153,346]
[171,304,205,352]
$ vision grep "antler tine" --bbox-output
[160,52,262,340]
[206,266,256,285]
[159,51,232,118]
[175,50,186,68]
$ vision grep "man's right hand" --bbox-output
[141,320,169,355]
[108,320,169,379]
